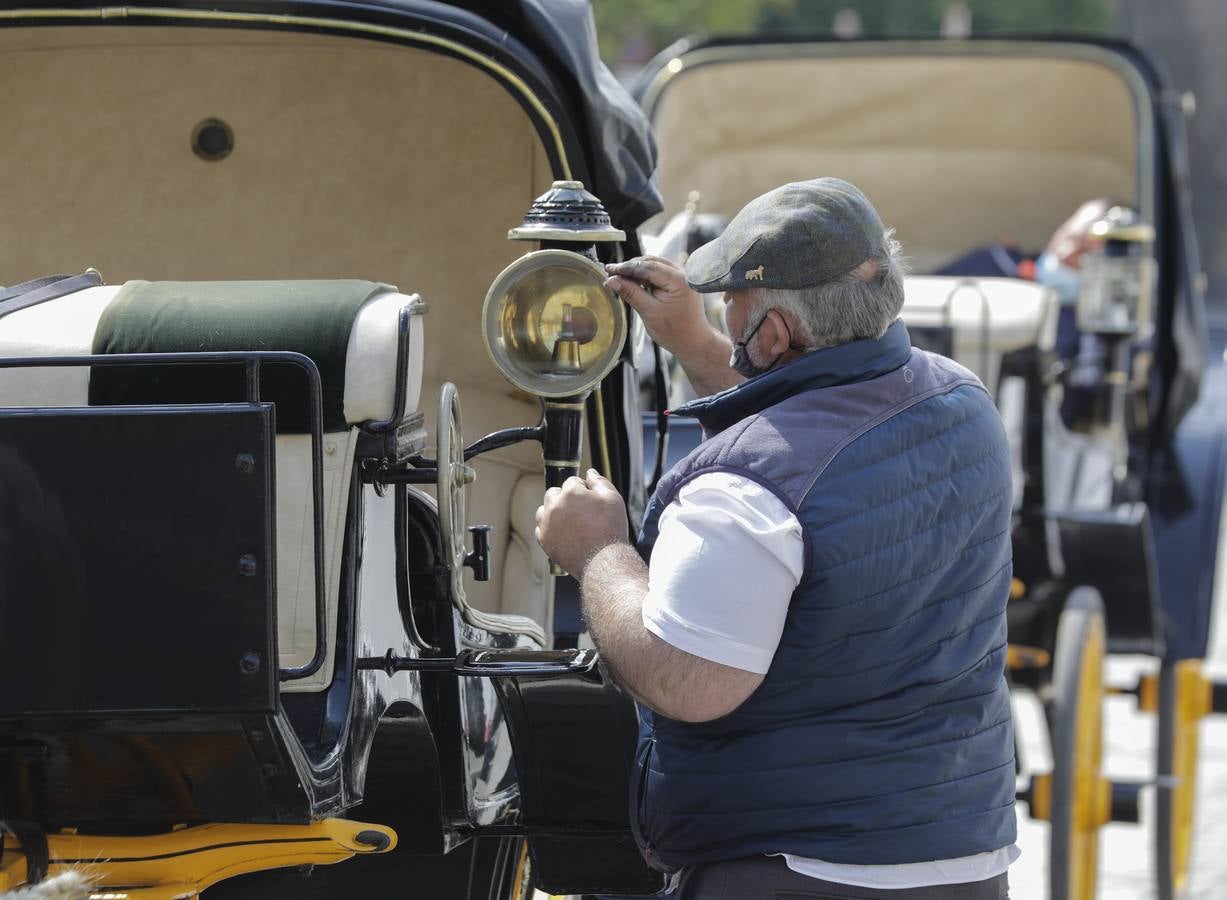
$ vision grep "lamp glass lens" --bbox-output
[484,251,626,397]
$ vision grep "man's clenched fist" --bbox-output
[535,469,629,576]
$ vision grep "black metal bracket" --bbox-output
[0,819,49,884]
[358,458,438,485]
[356,647,597,679]
[464,525,492,582]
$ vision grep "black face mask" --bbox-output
[731,310,805,379]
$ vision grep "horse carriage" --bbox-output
[0,1,671,896]
[636,35,1227,900]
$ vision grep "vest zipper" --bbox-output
[630,736,656,865]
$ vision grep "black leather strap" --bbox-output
[0,270,103,321]
[1,819,49,884]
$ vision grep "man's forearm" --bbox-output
[674,328,744,398]
[578,543,657,708]
[578,542,763,722]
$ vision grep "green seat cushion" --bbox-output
[90,280,392,432]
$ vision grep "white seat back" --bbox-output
[901,275,1058,397]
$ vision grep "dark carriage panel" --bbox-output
[0,404,276,716]
[1150,320,1227,660]
[495,664,667,896]
[1055,503,1162,655]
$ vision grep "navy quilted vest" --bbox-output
[633,321,1016,869]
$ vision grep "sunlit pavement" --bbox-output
[1010,513,1227,899]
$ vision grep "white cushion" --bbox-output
[901,275,1058,396]
[0,281,425,426]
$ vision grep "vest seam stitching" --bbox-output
[761,638,1007,693]
[799,397,995,498]
[657,758,1016,818]
[650,799,1018,865]
[804,526,1009,613]
[778,559,1011,651]
[770,606,1006,681]
[808,489,1009,576]
[805,441,1005,534]
[654,716,1012,780]
[731,680,1006,727]
[798,378,984,502]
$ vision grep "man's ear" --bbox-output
[762,308,793,357]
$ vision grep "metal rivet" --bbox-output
[325,444,336,456]
[903,367,915,383]
[238,554,258,576]
[239,651,261,674]
[235,453,255,474]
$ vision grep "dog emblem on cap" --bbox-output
[745,265,765,281]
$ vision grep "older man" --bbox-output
[535,178,1017,899]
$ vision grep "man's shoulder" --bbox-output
[662,349,999,506]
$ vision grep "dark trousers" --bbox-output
[677,855,1010,899]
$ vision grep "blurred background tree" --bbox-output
[595,0,1117,75]
[594,0,1227,305]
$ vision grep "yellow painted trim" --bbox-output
[1169,659,1209,892]
[1070,613,1108,900]
[0,6,572,181]
[1138,670,1160,712]
[509,840,531,900]
[0,818,396,898]
[1006,643,1050,670]
[1030,772,1052,821]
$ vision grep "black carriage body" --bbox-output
[0,1,666,895]
[635,34,1220,664]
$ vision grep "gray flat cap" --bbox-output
[684,178,886,293]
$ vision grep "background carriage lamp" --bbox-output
[1074,206,1157,487]
[1076,206,1156,337]
[483,181,628,574]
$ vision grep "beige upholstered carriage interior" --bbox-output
[646,48,1143,272]
[0,25,565,638]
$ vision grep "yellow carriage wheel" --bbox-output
[1155,658,1209,900]
[1047,587,1110,900]
[509,838,534,900]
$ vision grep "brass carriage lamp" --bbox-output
[1074,206,1157,487]
[482,181,628,574]
[1076,206,1156,337]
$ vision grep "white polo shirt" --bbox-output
[642,471,1018,889]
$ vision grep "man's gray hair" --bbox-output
[752,231,908,349]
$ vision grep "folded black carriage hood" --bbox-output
[0,0,662,234]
